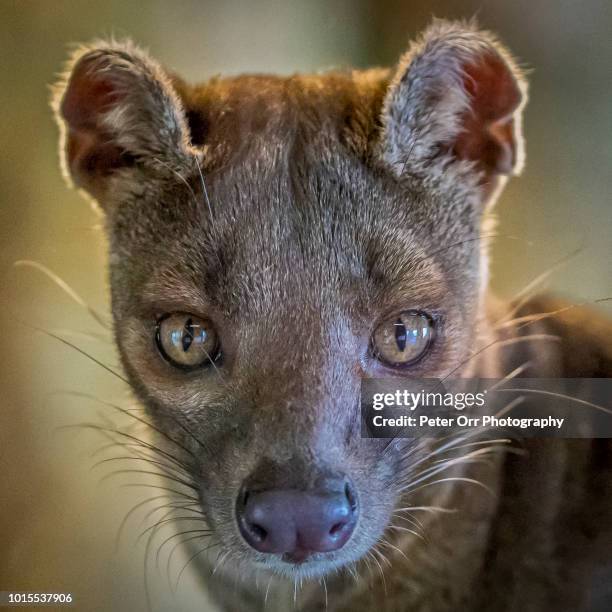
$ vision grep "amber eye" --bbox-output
[156,313,219,369]
[372,310,434,367]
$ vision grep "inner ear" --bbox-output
[452,51,523,177]
[61,56,122,129]
[60,55,133,185]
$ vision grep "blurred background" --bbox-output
[1,1,610,610]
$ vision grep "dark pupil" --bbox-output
[394,318,407,352]
[182,318,195,352]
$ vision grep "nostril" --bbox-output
[344,481,358,513]
[237,487,270,547]
[247,522,267,542]
[329,522,345,536]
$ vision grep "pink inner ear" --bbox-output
[453,51,522,178]
[60,55,128,186]
[61,61,121,128]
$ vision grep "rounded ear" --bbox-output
[379,20,528,207]
[52,40,195,206]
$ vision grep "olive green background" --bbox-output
[1,1,610,610]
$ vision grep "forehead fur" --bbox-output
[108,69,481,322]
[171,69,391,168]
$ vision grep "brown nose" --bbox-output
[237,480,358,561]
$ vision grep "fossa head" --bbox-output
[54,20,526,580]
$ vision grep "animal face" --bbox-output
[54,21,526,579]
